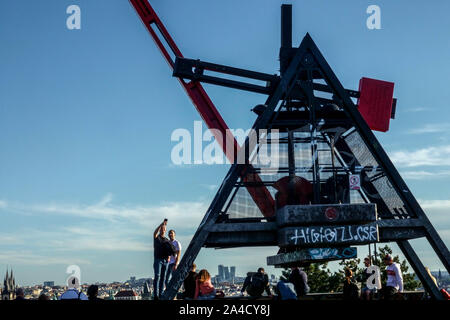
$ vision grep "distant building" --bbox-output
[1,268,16,300]
[217,265,236,282]
[218,265,225,282]
[44,281,55,287]
[230,266,236,282]
[224,267,230,282]
[128,276,136,284]
[107,289,115,300]
[141,281,152,300]
[135,277,152,286]
[115,290,140,300]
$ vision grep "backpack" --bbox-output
[247,273,267,296]
[252,273,267,288]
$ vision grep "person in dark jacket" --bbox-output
[87,285,102,301]
[38,293,50,300]
[343,268,360,300]
[15,288,26,300]
[288,267,310,298]
[183,264,198,299]
[153,219,171,299]
[241,268,271,298]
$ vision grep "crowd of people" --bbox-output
[152,219,411,301]
[11,284,101,301]
[7,219,445,301]
[153,219,448,301]
[343,254,405,300]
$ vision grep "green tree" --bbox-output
[332,258,363,291]
[281,263,341,293]
[279,245,420,294]
[304,263,335,293]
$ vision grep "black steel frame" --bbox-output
[162,5,449,300]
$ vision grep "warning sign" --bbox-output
[349,174,361,190]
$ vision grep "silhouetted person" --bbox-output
[153,219,170,299]
[288,267,309,298]
[38,293,50,301]
[242,268,271,298]
[87,285,102,301]
[15,288,25,300]
[183,264,197,299]
[343,268,359,300]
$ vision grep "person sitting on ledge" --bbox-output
[15,288,26,300]
[289,266,309,298]
[60,279,88,300]
[38,293,50,301]
[343,268,359,300]
[183,263,197,300]
[87,285,102,301]
[276,266,309,300]
[241,268,272,298]
[194,269,216,300]
[360,257,375,300]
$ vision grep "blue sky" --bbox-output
[0,0,449,286]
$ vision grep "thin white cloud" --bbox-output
[407,123,450,135]
[0,200,7,209]
[200,184,218,191]
[419,199,450,210]
[0,225,150,253]
[409,107,429,113]
[0,250,91,266]
[390,145,450,167]
[417,199,450,226]
[12,194,207,231]
[401,170,450,180]
[0,195,208,256]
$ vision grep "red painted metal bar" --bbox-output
[129,0,275,217]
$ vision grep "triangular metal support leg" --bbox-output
[162,37,312,300]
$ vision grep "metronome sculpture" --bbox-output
[129,1,449,300]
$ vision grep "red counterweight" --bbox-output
[358,77,395,132]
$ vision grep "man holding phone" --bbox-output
[153,219,170,300]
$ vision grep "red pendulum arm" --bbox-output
[129,0,275,217]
